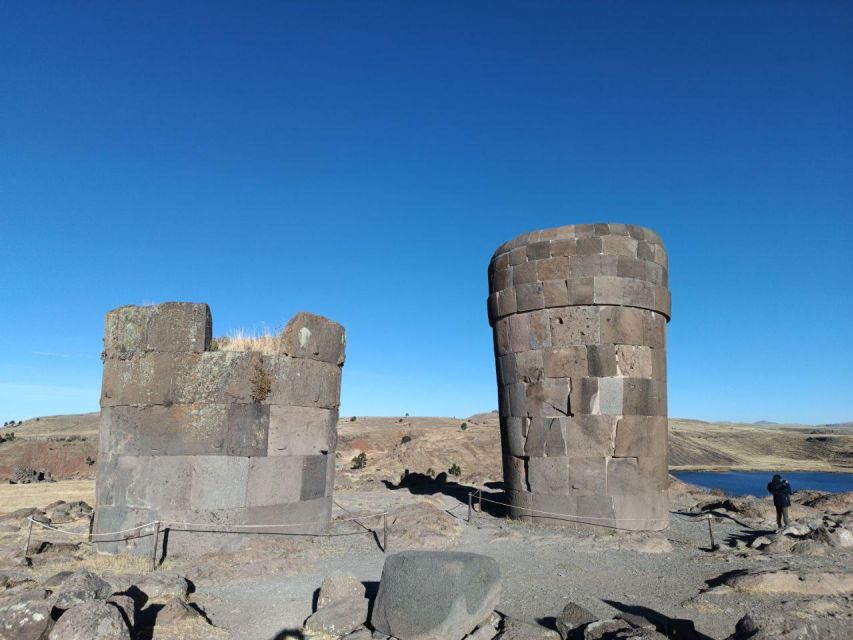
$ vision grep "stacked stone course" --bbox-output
[95,302,345,554]
[487,223,671,530]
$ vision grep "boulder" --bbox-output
[583,619,631,640]
[47,569,113,610]
[371,551,501,640]
[110,572,190,603]
[107,594,136,630]
[726,611,853,640]
[0,589,53,640]
[317,572,365,608]
[304,596,368,638]
[496,617,560,639]
[556,602,596,639]
[156,597,203,625]
[48,600,130,640]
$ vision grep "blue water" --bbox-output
[673,471,853,497]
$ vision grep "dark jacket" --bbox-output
[767,478,792,508]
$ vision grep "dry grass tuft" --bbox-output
[210,327,281,355]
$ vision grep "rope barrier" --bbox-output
[473,493,669,526]
[27,511,387,538]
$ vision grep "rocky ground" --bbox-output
[1,475,851,639]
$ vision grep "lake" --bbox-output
[673,471,853,497]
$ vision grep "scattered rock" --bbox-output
[556,602,596,639]
[583,618,631,640]
[48,600,130,639]
[0,589,53,640]
[497,617,560,639]
[749,536,772,549]
[110,572,190,603]
[304,597,368,638]
[317,572,365,609]
[724,568,853,595]
[107,594,136,630]
[726,610,853,639]
[371,551,501,640]
[156,597,203,625]
[47,569,113,610]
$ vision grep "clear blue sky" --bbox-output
[1,2,851,424]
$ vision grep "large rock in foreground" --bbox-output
[371,551,501,640]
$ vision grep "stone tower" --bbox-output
[487,224,671,530]
[95,302,344,554]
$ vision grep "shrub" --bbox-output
[350,416,357,422]
[460,422,468,430]
[250,363,272,402]
[401,435,412,444]
[448,463,461,476]
[426,467,435,477]
[351,452,367,470]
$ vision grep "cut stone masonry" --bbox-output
[488,223,671,530]
[94,303,345,555]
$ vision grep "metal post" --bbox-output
[87,513,95,543]
[707,514,718,550]
[382,513,388,552]
[150,521,161,571]
[467,492,473,522]
[24,517,33,558]
[477,489,482,513]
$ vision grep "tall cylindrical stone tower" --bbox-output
[487,224,671,530]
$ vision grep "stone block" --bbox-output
[498,353,518,384]
[643,311,666,349]
[606,457,641,494]
[596,377,624,415]
[190,456,250,510]
[569,457,606,495]
[566,277,594,304]
[569,377,598,415]
[506,489,534,520]
[550,307,600,346]
[651,347,666,381]
[528,457,570,494]
[613,416,667,457]
[301,454,329,501]
[245,456,303,506]
[507,383,527,417]
[179,350,262,404]
[502,455,527,492]
[536,257,569,281]
[525,378,570,417]
[622,378,665,416]
[487,293,498,324]
[616,255,648,281]
[527,240,552,260]
[524,418,548,457]
[514,350,543,384]
[576,494,615,520]
[497,288,517,317]
[615,345,653,378]
[587,345,617,377]
[226,403,269,456]
[508,246,527,266]
[104,303,211,356]
[655,286,672,319]
[543,346,588,379]
[567,255,604,279]
[516,283,545,312]
[93,505,157,555]
[611,492,668,530]
[268,405,336,456]
[508,314,530,353]
[562,415,616,456]
[274,357,341,409]
[500,417,527,457]
[600,306,645,345]
[511,260,537,285]
[493,318,510,353]
[101,352,196,407]
[280,311,346,365]
[543,279,569,307]
[601,234,638,258]
[575,236,602,256]
[550,238,577,257]
[528,310,552,350]
[545,416,568,456]
[530,493,579,526]
[325,451,336,496]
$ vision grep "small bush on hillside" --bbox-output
[401,435,412,444]
[460,422,468,430]
[426,467,435,477]
[448,463,461,477]
[351,452,367,470]
[350,416,357,422]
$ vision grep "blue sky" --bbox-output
[1,2,851,424]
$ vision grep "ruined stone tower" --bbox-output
[95,302,344,554]
[487,224,671,530]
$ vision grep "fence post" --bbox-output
[24,517,33,558]
[707,514,718,550]
[382,513,388,553]
[477,489,482,513]
[150,521,161,571]
[467,492,473,522]
[87,513,95,543]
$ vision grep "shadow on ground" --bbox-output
[382,471,507,517]
[603,599,715,640]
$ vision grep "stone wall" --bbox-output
[487,224,671,530]
[94,303,345,554]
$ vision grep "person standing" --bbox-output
[767,473,792,528]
